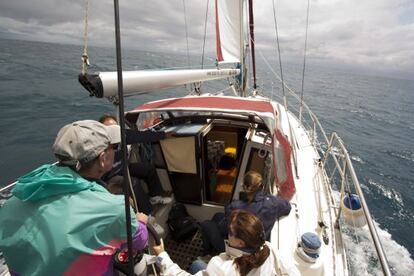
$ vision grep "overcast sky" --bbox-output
[0,0,413,78]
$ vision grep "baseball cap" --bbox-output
[105,124,121,145]
[53,120,120,169]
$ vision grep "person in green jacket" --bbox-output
[0,120,148,276]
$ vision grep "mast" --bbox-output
[248,0,257,90]
[239,0,245,96]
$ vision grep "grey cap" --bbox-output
[53,120,121,169]
[106,124,121,145]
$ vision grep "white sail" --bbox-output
[215,0,244,64]
[90,68,239,98]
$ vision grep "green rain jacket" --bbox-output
[0,164,147,276]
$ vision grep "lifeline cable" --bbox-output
[299,0,311,123]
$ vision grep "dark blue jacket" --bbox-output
[225,191,291,240]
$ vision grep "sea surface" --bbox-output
[0,38,413,274]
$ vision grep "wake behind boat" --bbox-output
[0,0,392,275]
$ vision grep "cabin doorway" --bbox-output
[202,125,248,205]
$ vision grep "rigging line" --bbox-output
[252,39,305,107]
[299,0,311,123]
[246,41,253,96]
[272,0,286,109]
[81,0,90,75]
[256,40,300,175]
[182,0,191,67]
[201,0,210,69]
[214,85,234,95]
[256,48,297,97]
[248,0,257,90]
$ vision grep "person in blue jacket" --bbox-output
[201,171,291,255]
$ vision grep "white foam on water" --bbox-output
[378,226,414,275]
[344,221,414,276]
[351,154,365,164]
[333,188,413,275]
[367,179,404,206]
[389,150,414,163]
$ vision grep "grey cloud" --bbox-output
[0,0,84,25]
[0,0,413,76]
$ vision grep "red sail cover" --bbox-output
[274,130,296,200]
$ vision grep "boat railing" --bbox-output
[1,162,59,195]
[282,89,391,275]
[0,182,16,194]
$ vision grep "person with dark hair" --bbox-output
[99,113,118,126]
[153,210,296,275]
[0,120,148,275]
[200,171,292,255]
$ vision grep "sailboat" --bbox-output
[0,0,391,275]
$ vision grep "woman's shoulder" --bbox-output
[209,253,231,264]
[206,254,238,275]
[257,192,290,206]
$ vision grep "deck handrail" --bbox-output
[283,86,391,276]
[1,162,59,194]
[0,182,16,193]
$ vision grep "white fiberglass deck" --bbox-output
[271,104,347,276]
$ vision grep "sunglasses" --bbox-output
[111,143,120,151]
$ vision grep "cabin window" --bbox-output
[245,147,273,191]
[136,143,166,168]
[246,148,266,176]
[203,127,247,205]
[136,111,169,130]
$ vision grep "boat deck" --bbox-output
[164,230,204,270]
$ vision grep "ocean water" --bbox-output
[0,38,413,274]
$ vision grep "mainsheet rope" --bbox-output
[272,0,286,109]
[81,0,90,75]
[182,0,191,67]
[201,0,210,69]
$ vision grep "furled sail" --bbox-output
[79,68,240,98]
[215,0,244,64]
